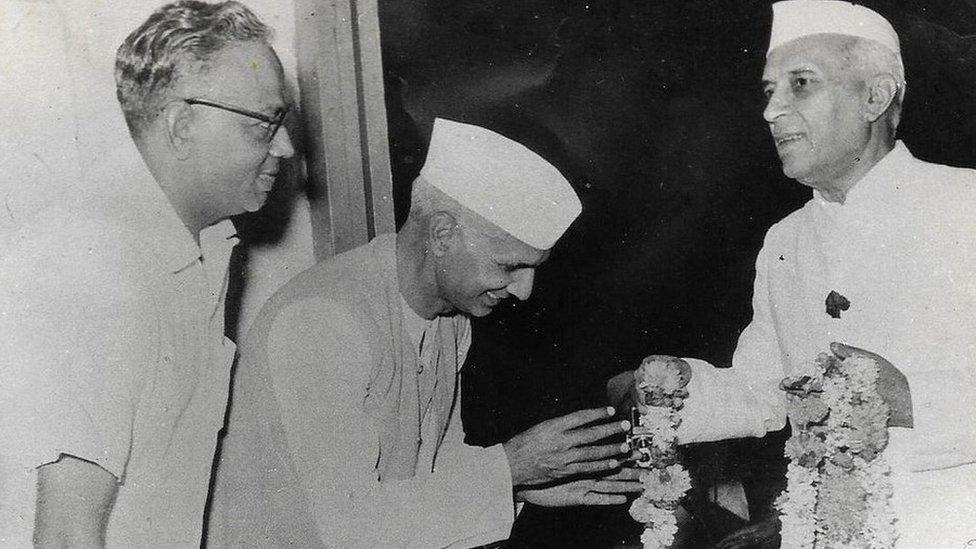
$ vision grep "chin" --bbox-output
[468,306,493,318]
[780,160,811,183]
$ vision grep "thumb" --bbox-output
[830,341,855,359]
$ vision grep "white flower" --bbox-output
[778,351,897,548]
[639,511,678,549]
[629,357,689,549]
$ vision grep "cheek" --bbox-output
[210,132,268,175]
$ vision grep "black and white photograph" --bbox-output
[1,1,975,547]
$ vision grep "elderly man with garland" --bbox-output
[0,1,294,546]
[209,118,641,548]
[612,1,976,546]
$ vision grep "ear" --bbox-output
[162,101,195,160]
[427,211,460,257]
[862,73,898,123]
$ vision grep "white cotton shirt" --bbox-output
[0,141,238,547]
[675,142,976,544]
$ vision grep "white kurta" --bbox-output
[677,142,976,544]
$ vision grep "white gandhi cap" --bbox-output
[419,118,582,250]
[768,1,902,70]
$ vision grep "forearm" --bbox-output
[34,455,118,549]
[308,442,513,549]
[677,358,786,444]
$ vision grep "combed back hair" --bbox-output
[839,35,907,134]
[115,0,271,135]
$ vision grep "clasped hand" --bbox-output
[515,467,644,507]
[780,342,913,428]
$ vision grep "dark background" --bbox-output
[372,1,976,546]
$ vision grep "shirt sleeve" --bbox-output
[430,375,515,549]
[677,237,788,444]
[0,224,152,480]
[263,299,514,549]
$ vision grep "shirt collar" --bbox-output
[86,136,239,274]
[814,141,914,209]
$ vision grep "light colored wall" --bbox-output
[1,0,315,334]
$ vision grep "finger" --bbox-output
[589,479,644,493]
[830,341,857,359]
[580,491,628,505]
[568,442,631,463]
[563,457,625,476]
[550,407,616,430]
[607,371,636,404]
[677,360,693,386]
[604,467,642,481]
[568,420,631,446]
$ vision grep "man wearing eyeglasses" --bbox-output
[0,1,293,547]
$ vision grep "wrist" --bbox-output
[501,440,524,487]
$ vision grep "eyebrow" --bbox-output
[788,68,818,76]
[762,68,819,87]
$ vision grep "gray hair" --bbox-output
[841,35,907,133]
[115,0,272,135]
[408,177,505,240]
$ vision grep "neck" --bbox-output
[815,130,895,204]
[134,136,208,243]
[396,221,448,320]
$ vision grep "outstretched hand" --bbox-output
[831,342,913,428]
[503,407,632,487]
[515,467,643,507]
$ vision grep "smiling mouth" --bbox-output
[486,290,503,301]
[774,133,804,147]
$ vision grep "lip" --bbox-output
[257,172,278,192]
[484,291,505,306]
[772,132,804,148]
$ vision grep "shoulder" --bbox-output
[244,289,373,389]
[900,156,976,228]
[758,200,814,251]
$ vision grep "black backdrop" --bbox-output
[371,1,976,546]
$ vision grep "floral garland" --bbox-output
[628,356,692,549]
[776,352,898,548]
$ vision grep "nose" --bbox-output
[763,87,789,123]
[506,269,535,301]
[270,126,295,159]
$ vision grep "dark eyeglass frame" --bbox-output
[184,98,289,142]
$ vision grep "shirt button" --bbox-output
[417,364,424,374]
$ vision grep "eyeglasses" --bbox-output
[184,98,289,142]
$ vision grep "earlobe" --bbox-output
[428,211,458,257]
[863,74,898,122]
[164,102,194,160]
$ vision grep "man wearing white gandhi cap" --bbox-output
[611,1,976,546]
[209,118,642,548]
